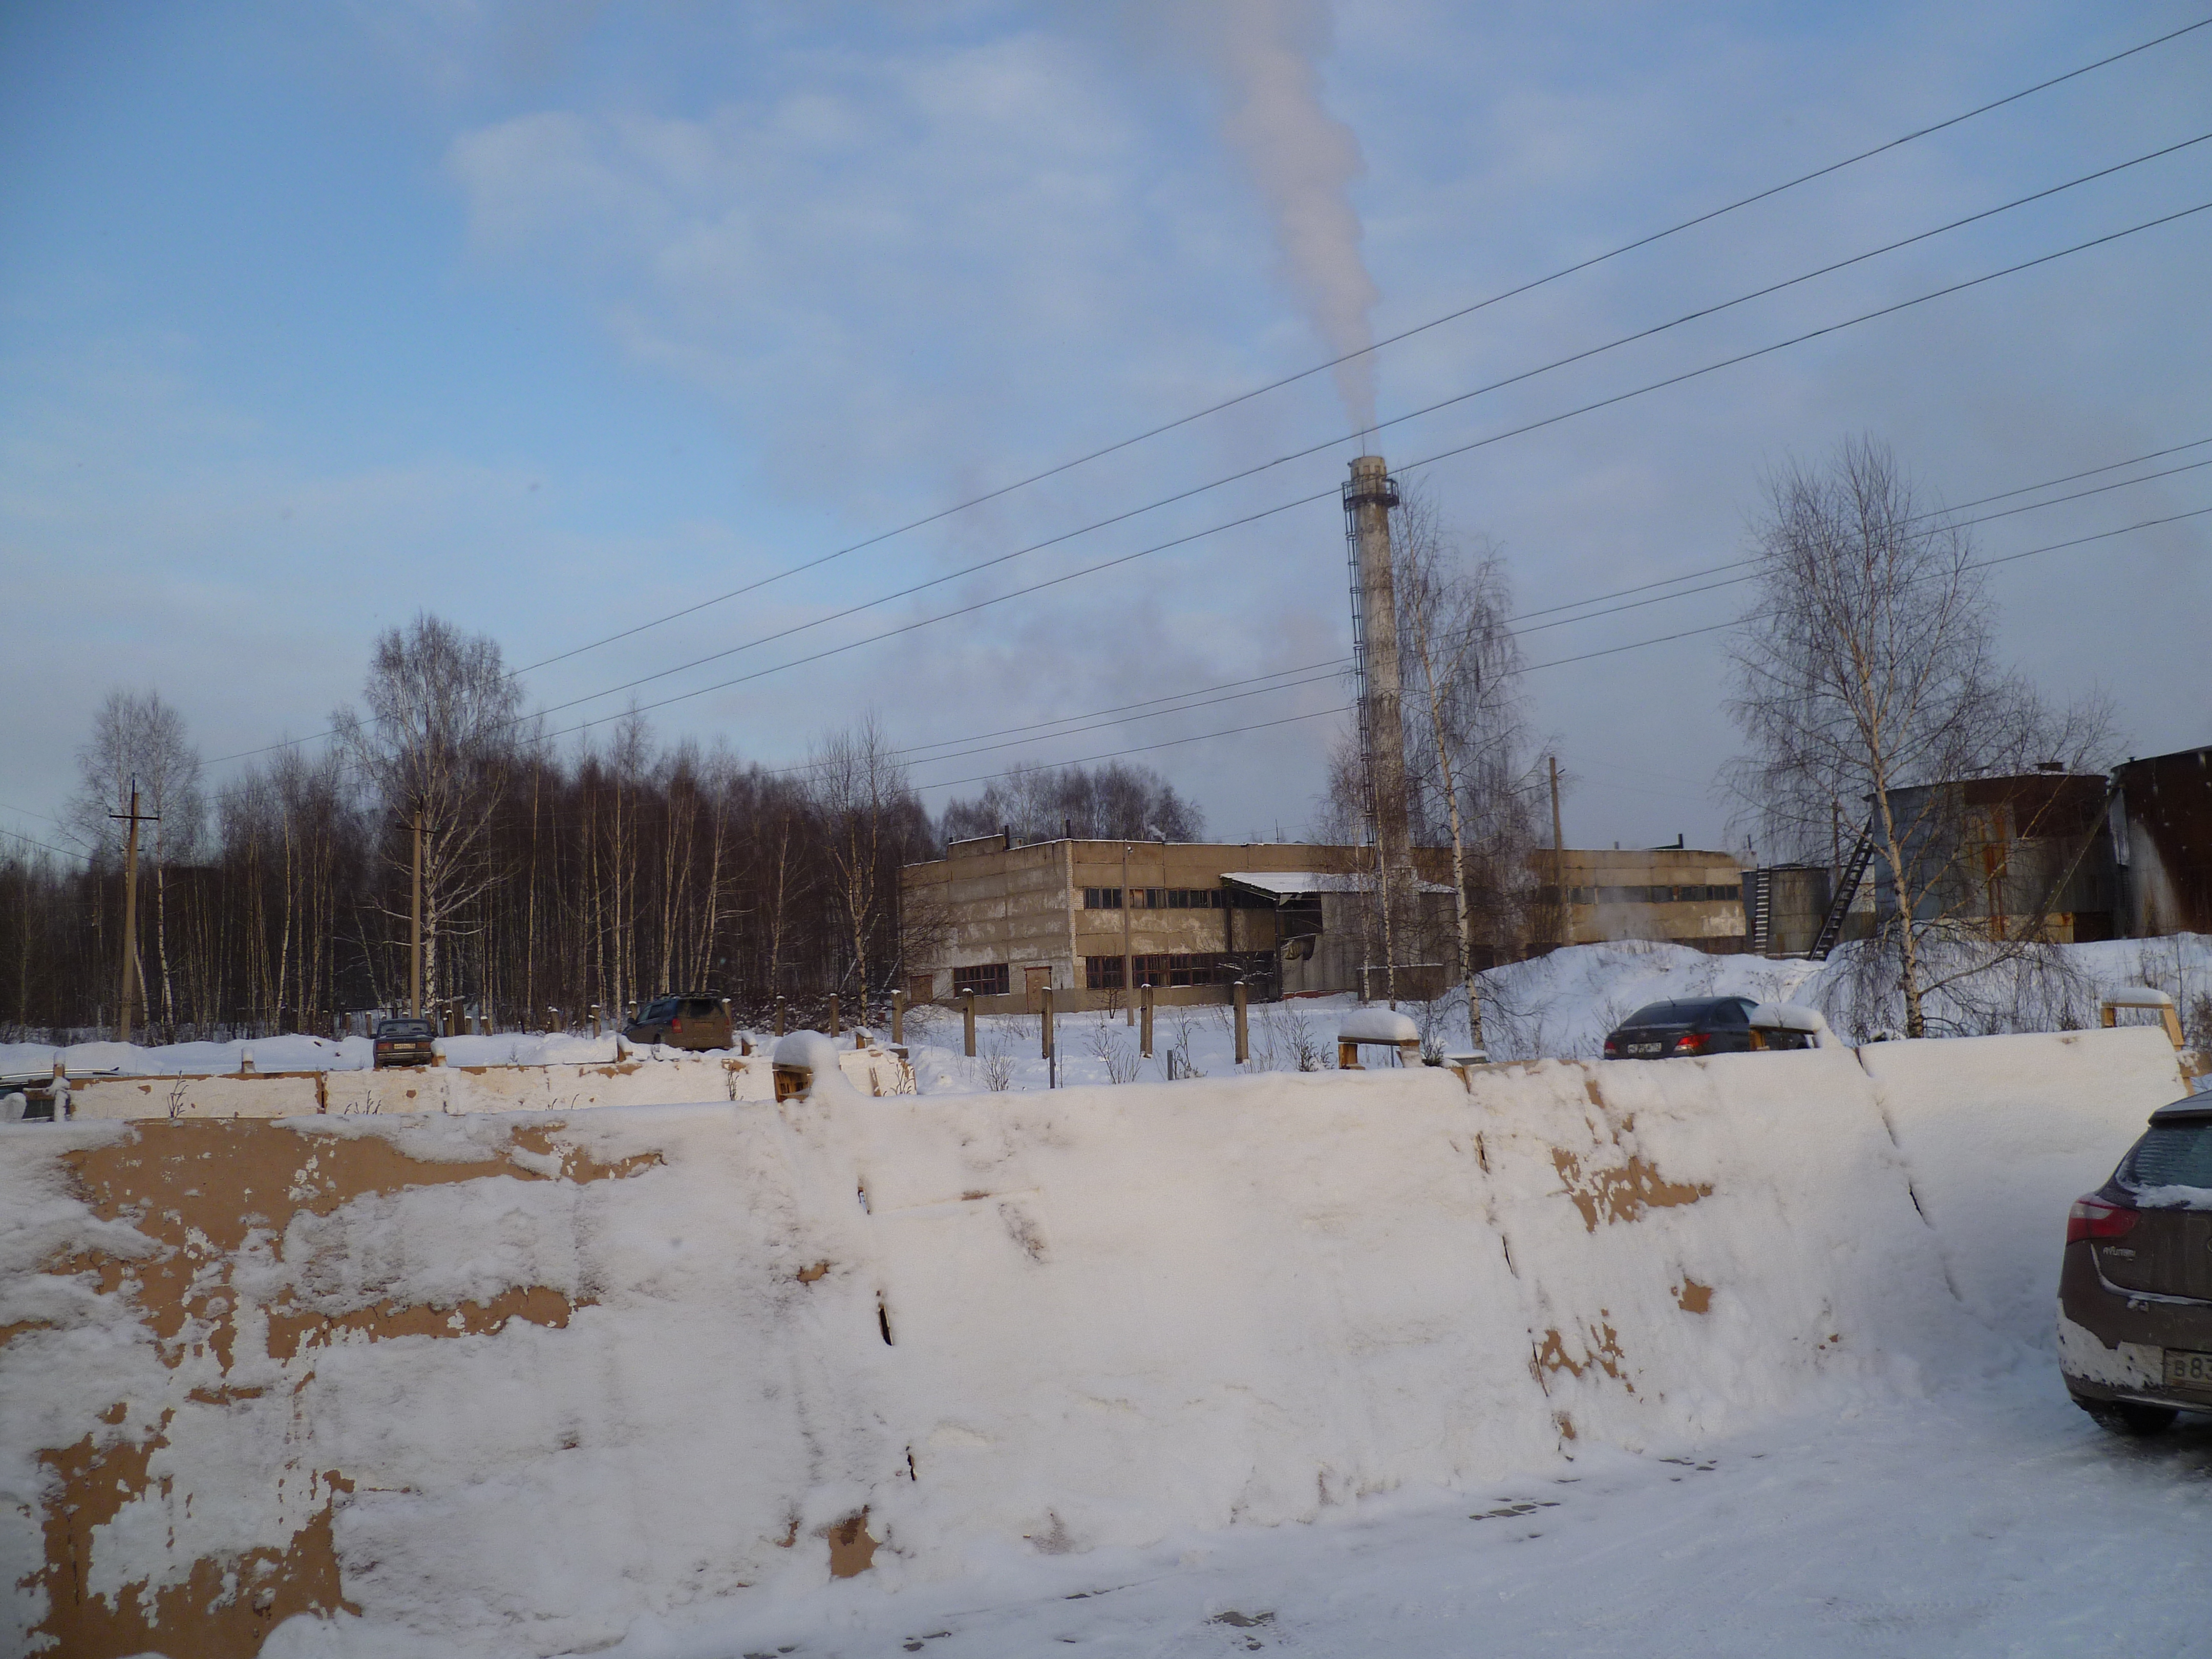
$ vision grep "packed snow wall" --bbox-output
[0,1026,2188,1657]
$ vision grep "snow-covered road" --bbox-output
[647,1380,2210,1659]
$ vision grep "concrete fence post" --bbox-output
[1040,986,1054,1059]
[1233,979,1249,1066]
[891,989,907,1047]
[963,990,976,1057]
[1140,984,1154,1058]
[828,994,841,1037]
[591,1004,602,1038]
[774,996,786,1037]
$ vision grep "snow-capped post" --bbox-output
[591,1004,601,1038]
[1140,984,1154,1058]
[1337,1007,1420,1070]
[1233,980,1249,1065]
[239,1047,256,1076]
[962,990,975,1057]
[827,994,840,1037]
[891,989,907,1047]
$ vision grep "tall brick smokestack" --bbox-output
[1345,455,1411,986]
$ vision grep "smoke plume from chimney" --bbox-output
[1205,0,1380,435]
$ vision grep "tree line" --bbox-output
[0,617,1201,1044]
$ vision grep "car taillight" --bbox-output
[672,1016,683,1032]
[1672,1032,1709,1055]
[2066,1194,2138,1245]
[1603,1037,1618,1057]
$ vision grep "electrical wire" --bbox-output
[902,503,2212,791]
[509,14,2212,679]
[505,138,2212,729]
[200,139,2212,774]
[519,197,2212,745]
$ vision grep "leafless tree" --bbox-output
[941,760,1204,845]
[1393,487,1543,1053]
[809,713,926,1012]
[333,614,525,1008]
[1726,437,2112,1037]
[66,689,206,1034]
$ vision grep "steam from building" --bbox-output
[1203,0,1380,435]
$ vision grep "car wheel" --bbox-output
[2078,1398,2178,1436]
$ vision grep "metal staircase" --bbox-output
[1809,830,1875,961]
[1749,868,1773,956]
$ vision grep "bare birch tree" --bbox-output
[1394,488,1542,1053]
[809,713,918,1013]
[1726,437,2111,1037]
[333,614,524,1008]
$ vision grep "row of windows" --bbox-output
[1084,952,1275,989]
[1543,884,1742,906]
[950,963,1010,996]
[1083,886,1238,910]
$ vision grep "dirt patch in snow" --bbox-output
[1550,1147,1712,1231]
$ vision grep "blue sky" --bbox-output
[4,1,2208,857]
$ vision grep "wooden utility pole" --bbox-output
[1549,756,1569,948]
[110,779,158,1045]
[409,812,424,1017]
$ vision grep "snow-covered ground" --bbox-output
[639,1381,2212,1659]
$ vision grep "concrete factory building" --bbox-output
[901,834,1457,1013]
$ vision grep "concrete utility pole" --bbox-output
[409,812,424,1017]
[1121,844,1134,1025]
[1549,756,1569,947]
[110,779,158,1045]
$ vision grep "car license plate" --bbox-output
[2163,1350,2212,1392]
[1628,1043,1662,1056]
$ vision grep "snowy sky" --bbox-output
[3,2,2207,858]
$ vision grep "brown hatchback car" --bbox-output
[2057,1093,2212,1435]
[620,994,732,1052]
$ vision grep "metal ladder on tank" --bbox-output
[1809,830,1875,961]
[1749,869,1773,956]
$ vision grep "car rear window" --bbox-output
[380,1020,432,1038]
[683,998,720,1017]
[1621,1000,1740,1027]
[2118,1121,2212,1195]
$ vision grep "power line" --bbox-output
[512,137,2212,729]
[510,14,2212,678]
[905,504,2212,792]
[202,132,2212,775]
[524,197,2212,743]
[1504,436,2212,626]
[1507,458,2212,637]
[0,824,89,864]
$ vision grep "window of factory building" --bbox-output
[1130,887,1226,909]
[1083,955,1126,989]
[1550,884,1742,905]
[1083,887,1123,909]
[951,963,1010,996]
[1130,951,1271,988]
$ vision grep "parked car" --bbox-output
[2058,1094,2212,1435]
[621,994,732,1052]
[1603,997,1754,1058]
[372,1017,436,1070]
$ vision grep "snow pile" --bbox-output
[0,1026,2189,1656]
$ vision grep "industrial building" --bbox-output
[900,834,1458,1013]
[2112,745,2212,937]
[1538,845,1751,954]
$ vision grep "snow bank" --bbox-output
[0,1027,2188,1657]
